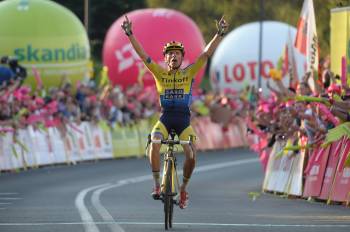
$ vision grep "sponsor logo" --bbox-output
[14,43,88,62]
[161,76,189,83]
[164,89,184,99]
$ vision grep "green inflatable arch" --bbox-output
[0,0,91,88]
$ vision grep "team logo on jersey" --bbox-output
[164,89,184,99]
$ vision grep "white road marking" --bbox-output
[75,183,111,232]
[0,221,349,228]
[194,158,259,173]
[0,203,12,205]
[76,157,259,232]
[0,198,22,200]
[0,193,18,195]
[91,184,125,232]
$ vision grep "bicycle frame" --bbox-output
[161,143,180,198]
[148,131,191,230]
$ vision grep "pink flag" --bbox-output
[32,66,43,88]
[341,56,347,87]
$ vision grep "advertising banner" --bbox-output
[303,146,331,197]
[329,139,350,202]
[210,21,306,95]
[103,8,205,89]
[319,139,344,200]
[330,7,349,80]
[98,121,113,158]
[0,0,90,88]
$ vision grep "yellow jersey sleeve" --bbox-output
[185,55,207,78]
[143,57,164,81]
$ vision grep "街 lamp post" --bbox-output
[257,0,264,93]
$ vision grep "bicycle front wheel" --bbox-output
[164,159,174,230]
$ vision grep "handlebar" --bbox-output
[151,139,191,145]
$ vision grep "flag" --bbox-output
[287,29,299,89]
[273,30,299,89]
[295,0,319,92]
[99,66,109,87]
[32,66,42,89]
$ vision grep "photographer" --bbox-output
[0,56,27,87]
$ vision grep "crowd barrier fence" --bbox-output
[0,116,248,172]
[262,135,350,206]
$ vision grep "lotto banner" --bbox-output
[330,7,349,81]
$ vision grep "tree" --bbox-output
[146,0,350,57]
[54,0,350,62]
[54,0,146,61]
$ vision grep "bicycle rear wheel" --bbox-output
[164,159,174,230]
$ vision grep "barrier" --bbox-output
[97,121,114,158]
[263,137,306,196]
[262,140,285,192]
[136,119,152,156]
[261,133,350,206]
[328,138,350,203]
[193,116,248,151]
[318,138,344,200]
[286,146,305,196]
[49,127,67,164]
[275,148,295,194]
[81,122,97,161]
[17,128,37,168]
[0,117,248,172]
[303,145,331,198]
[111,123,144,158]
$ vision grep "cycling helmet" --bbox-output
[163,41,185,56]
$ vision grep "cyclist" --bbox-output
[121,15,228,209]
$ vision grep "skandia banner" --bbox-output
[14,43,88,62]
[210,21,306,95]
[0,0,90,88]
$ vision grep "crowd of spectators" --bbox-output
[1,54,349,154]
[245,56,350,154]
[0,62,161,134]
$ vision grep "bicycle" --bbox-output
[147,130,192,230]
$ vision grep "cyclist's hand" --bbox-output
[121,15,133,36]
[216,15,229,36]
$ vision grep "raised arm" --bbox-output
[121,15,149,62]
[199,16,229,61]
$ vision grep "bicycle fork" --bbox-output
[161,156,180,204]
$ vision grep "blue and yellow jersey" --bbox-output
[144,57,206,112]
